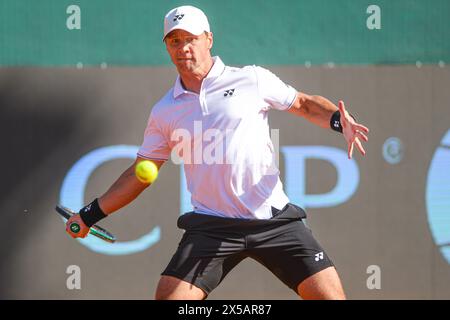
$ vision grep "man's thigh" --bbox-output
[297,266,346,300]
[248,220,335,292]
[155,275,206,300]
[161,231,247,296]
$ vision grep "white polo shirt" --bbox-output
[138,56,297,219]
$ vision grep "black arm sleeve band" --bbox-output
[79,198,107,227]
[330,110,356,133]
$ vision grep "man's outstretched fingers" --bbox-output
[355,138,366,156]
[355,124,370,134]
[348,140,354,159]
[356,130,369,142]
[338,101,348,129]
[338,100,346,113]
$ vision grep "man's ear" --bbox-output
[207,32,213,50]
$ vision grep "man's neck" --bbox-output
[179,57,214,94]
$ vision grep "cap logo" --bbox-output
[173,14,185,21]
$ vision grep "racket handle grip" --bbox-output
[69,222,81,233]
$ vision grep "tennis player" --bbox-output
[66,5,369,300]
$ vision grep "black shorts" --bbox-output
[161,203,334,295]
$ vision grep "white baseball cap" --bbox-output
[163,5,210,41]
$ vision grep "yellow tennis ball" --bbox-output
[135,160,158,184]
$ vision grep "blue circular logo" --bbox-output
[382,137,404,164]
[426,130,450,264]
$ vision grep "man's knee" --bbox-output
[297,266,346,300]
[155,275,207,300]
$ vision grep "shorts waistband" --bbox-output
[177,203,307,231]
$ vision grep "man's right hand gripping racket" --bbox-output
[55,205,116,243]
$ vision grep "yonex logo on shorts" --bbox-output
[315,252,324,261]
[173,14,185,21]
[224,89,235,97]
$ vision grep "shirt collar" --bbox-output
[173,56,225,99]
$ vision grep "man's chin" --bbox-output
[176,62,196,73]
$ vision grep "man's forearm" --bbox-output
[302,95,338,128]
[288,93,339,129]
[97,164,149,215]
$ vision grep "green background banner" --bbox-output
[0,0,449,66]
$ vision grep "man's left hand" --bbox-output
[338,101,370,159]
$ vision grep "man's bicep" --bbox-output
[255,66,298,111]
[138,113,172,162]
[286,92,310,117]
[135,156,166,170]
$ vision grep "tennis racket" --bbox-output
[55,205,116,243]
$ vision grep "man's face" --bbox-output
[164,29,213,74]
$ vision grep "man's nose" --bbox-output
[177,42,191,53]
